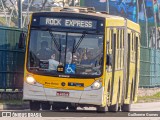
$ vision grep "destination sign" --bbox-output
[39,17,97,29]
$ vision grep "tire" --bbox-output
[121,83,133,112]
[41,102,51,110]
[121,104,131,112]
[52,105,61,111]
[96,106,107,113]
[30,101,40,111]
[118,106,121,111]
[108,103,118,112]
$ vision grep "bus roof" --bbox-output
[32,10,125,20]
[32,7,140,32]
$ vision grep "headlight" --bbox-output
[26,76,36,84]
[91,80,102,90]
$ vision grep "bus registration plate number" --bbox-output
[56,91,69,97]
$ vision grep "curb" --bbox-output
[0,104,29,110]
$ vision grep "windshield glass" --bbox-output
[28,29,104,77]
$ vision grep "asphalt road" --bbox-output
[0,102,160,120]
[132,102,160,111]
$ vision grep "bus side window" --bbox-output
[135,34,137,51]
[117,29,120,69]
[117,30,119,49]
[123,30,124,48]
[111,29,113,50]
[120,30,122,49]
[128,33,131,51]
[128,33,131,45]
[132,32,134,51]
[120,30,122,69]
[122,29,125,68]
[106,28,113,66]
[106,54,112,66]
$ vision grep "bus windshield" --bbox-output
[28,29,104,77]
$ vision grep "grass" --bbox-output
[138,92,160,103]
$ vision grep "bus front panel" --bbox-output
[23,12,106,106]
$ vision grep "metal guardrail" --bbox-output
[139,46,160,87]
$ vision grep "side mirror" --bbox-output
[18,32,26,49]
[106,54,112,66]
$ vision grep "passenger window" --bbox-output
[117,30,119,49]
[128,33,131,49]
[136,36,138,49]
[114,33,116,48]
[111,29,114,49]
[132,33,134,51]
[120,30,122,49]
[123,30,124,48]
[135,34,137,51]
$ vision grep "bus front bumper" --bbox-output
[23,82,104,106]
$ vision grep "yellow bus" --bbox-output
[21,7,140,112]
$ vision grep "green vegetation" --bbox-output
[0,17,6,25]
[0,17,15,26]
[138,92,160,103]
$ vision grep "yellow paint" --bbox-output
[24,71,101,91]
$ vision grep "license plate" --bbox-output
[56,91,69,97]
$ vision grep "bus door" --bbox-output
[110,28,123,105]
[106,27,117,105]
[105,27,113,105]
[124,29,134,104]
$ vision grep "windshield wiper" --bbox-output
[73,31,86,53]
[48,30,61,51]
[48,29,62,63]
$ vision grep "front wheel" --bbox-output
[108,103,118,112]
[96,106,107,113]
[121,83,133,112]
[30,101,40,111]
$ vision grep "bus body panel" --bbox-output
[23,82,47,101]
[104,17,140,106]
[105,18,125,106]
[23,82,103,105]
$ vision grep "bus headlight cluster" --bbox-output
[26,76,36,84]
[91,80,102,90]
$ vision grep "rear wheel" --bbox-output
[121,83,133,112]
[30,101,40,111]
[41,102,51,110]
[96,106,107,113]
[121,104,131,112]
[118,106,121,111]
[108,103,118,112]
